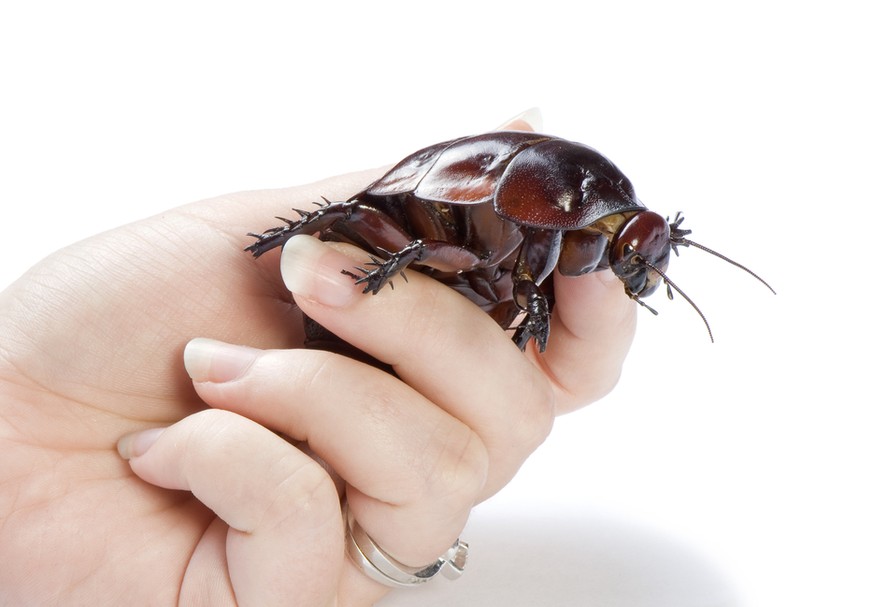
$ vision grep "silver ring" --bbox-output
[345,508,469,588]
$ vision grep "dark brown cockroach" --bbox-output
[247,131,773,354]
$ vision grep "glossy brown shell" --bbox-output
[363,131,646,229]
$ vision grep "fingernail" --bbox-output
[117,427,165,460]
[496,107,543,132]
[280,235,357,307]
[184,338,259,383]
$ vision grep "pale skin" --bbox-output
[0,119,636,606]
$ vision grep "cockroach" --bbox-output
[247,131,773,354]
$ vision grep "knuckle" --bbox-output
[179,409,339,532]
[269,455,338,527]
[421,424,489,509]
[182,409,241,463]
[397,285,457,356]
[512,372,556,453]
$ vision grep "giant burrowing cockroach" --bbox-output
[247,131,773,354]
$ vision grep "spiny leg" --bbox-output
[344,239,489,295]
[508,229,561,352]
[511,286,550,352]
[245,200,350,257]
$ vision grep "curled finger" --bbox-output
[118,410,343,607]
[181,339,486,572]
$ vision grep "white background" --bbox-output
[1,1,870,605]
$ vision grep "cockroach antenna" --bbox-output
[668,213,776,295]
[635,256,714,342]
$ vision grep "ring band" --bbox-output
[345,509,469,588]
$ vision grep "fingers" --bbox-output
[117,410,343,607]
[182,340,484,568]
[167,234,559,588]
[495,107,543,132]
[280,236,556,501]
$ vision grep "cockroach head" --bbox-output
[609,211,672,298]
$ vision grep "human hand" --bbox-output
[0,119,636,606]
